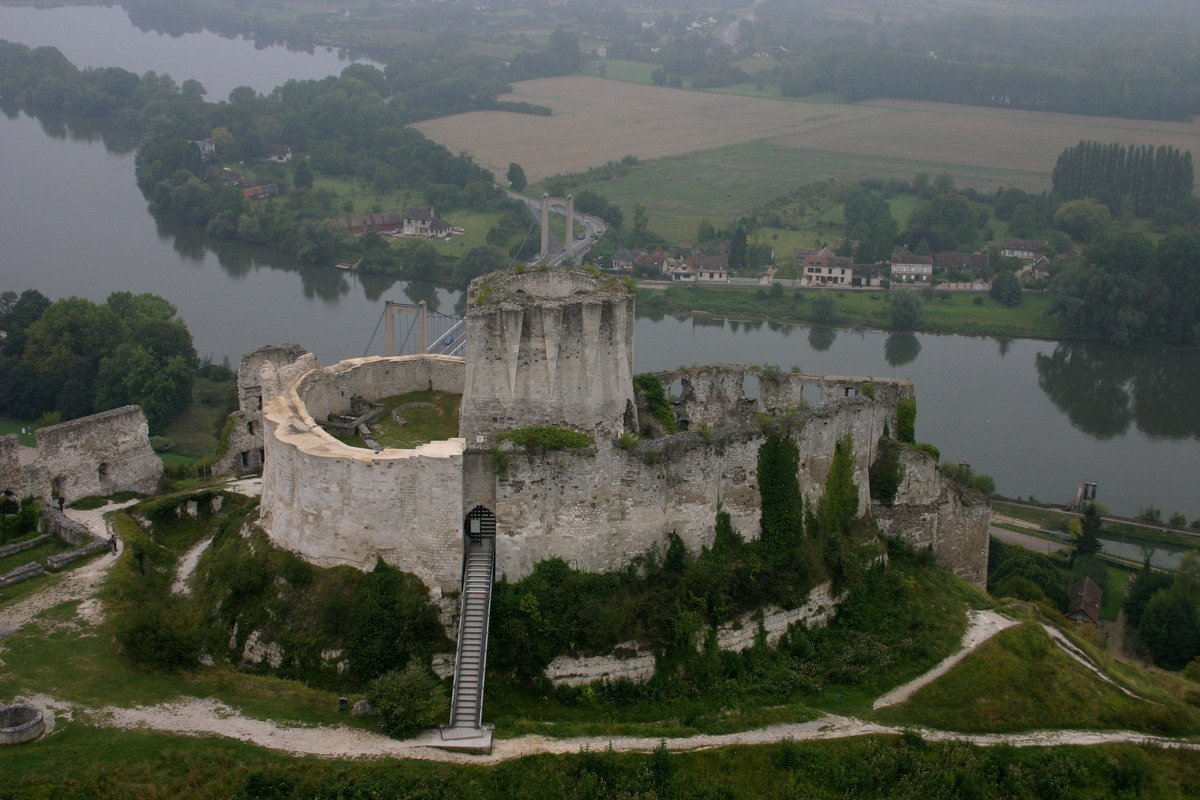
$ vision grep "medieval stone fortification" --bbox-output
[246,268,988,593]
[0,405,161,504]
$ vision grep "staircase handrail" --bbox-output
[473,542,496,729]
[447,535,471,726]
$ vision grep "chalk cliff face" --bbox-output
[251,269,990,593]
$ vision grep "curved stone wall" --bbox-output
[259,355,467,592]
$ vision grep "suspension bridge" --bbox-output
[364,300,466,358]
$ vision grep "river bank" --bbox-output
[639,284,1076,341]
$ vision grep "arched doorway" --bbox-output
[463,505,496,544]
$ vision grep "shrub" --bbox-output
[895,396,917,443]
[869,439,904,505]
[973,296,984,306]
[939,463,995,495]
[912,442,940,461]
[616,431,640,450]
[496,426,594,452]
[346,560,442,682]
[634,373,677,434]
[367,662,449,738]
[117,597,204,670]
[860,383,875,400]
[149,435,175,452]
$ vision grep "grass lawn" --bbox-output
[1098,564,1133,621]
[0,537,73,576]
[876,621,1200,735]
[161,376,236,461]
[369,390,461,449]
[0,415,39,447]
[648,285,1071,339]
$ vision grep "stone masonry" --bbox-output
[0,406,161,504]
[253,267,990,592]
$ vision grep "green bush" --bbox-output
[869,438,904,505]
[912,442,940,461]
[149,435,175,453]
[633,373,677,434]
[495,426,594,453]
[117,596,204,670]
[0,496,41,545]
[367,662,449,738]
[346,559,444,682]
[860,383,875,400]
[939,463,995,495]
[895,396,916,443]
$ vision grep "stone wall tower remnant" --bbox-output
[459,269,635,442]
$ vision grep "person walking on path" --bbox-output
[109,534,118,555]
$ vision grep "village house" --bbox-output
[801,246,854,286]
[242,184,280,201]
[401,207,452,238]
[669,262,694,282]
[993,238,1046,260]
[611,249,637,271]
[635,248,668,274]
[264,144,292,163]
[1066,577,1103,625]
[933,251,988,273]
[890,252,934,284]
[340,211,404,236]
[851,263,882,287]
[686,252,729,283]
[1019,255,1053,283]
[207,166,247,186]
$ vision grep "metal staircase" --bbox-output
[442,509,495,740]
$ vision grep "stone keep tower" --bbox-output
[459,269,635,442]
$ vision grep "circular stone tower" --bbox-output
[459,268,635,442]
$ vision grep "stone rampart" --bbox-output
[259,355,467,591]
[487,396,892,581]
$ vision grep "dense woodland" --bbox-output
[0,40,539,273]
[0,289,199,431]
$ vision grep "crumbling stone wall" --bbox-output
[487,397,893,581]
[874,446,990,586]
[259,355,467,591]
[214,343,316,475]
[650,365,912,433]
[7,406,161,505]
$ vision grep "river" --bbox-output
[0,6,1198,521]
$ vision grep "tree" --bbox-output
[506,162,527,192]
[632,202,649,237]
[756,433,804,547]
[454,244,505,285]
[908,193,987,250]
[811,293,836,324]
[1073,503,1103,562]
[1123,565,1173,628]
[1009,203,1040,238]
[887,290,924,330]
[990,271,1022,306]
[293,159,313,190]
[1054,200,1112,243]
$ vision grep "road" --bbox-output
[989,525,1066,554]
[506,190,606,266]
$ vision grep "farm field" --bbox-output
[414,76,1200,238]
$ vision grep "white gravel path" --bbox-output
[223,477,262,498]
[0,499,137,637]
[172,537,213,596]
[1041,623,1141,698]
[95,696,1200,762]
[872,609,1017,710]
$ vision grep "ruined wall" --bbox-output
[874,446,991,586]
[259,355,467,591]
[18,407,162,504]
[487,396,893,580]
[214,343,317,476]
[459,269,636,442]
[651,365,912,432]
[0,436,30,499]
